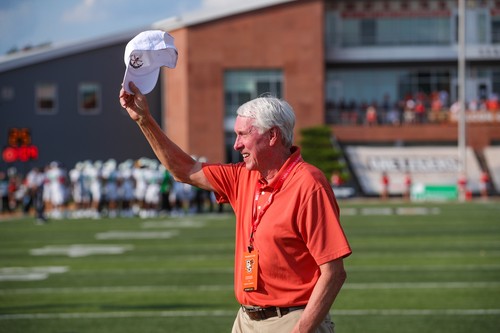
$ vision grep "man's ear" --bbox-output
[269,127,280,146]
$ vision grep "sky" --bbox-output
[0,0,243,55]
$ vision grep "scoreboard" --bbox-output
[2,128,39,163]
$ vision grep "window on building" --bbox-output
[492,18,500,43]
[35,83,57,115]
[476,11,488,44]
[223,70,283,163]
[78,83,101,115]
[333,16,451,47]
[325,11,340,47]
[1,86,14,101]
[360,19,376,45]
[337,19,360,47]
[492,70,500,97]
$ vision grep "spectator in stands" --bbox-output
[414,99,426,124]
[348,99,359,124]
[387,104,401,125]
[365,103,378,126]
[381,93,391,124]
[404,96,416,124]
[386,102,401,126]
[430,94,443,123]
[325,100,336,124]
[439,89,449,108]
[450,100,461,117]
[468,99,478,112]
[486,94,499,112]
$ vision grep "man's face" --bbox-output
[233,116,270,172]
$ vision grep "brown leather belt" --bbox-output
[242,305,305,321]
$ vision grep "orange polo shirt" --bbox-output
[202,147,352,307]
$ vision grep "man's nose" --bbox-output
[233,137,242,151]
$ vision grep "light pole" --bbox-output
[457,0,467,201]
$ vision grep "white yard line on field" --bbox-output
[341,207,441,216]
[348,264,500,271]
[334,309,500,316]
[357,250,500,258]
[141,220,206,228]
[344,281,500,289]
[95,230,179,240]
[1,309,499,321]
[0,285,234,295]
[0,310,235,320]
[2,281,499,295]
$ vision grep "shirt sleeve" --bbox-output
[298,186,352,265]
[202,162,243,204]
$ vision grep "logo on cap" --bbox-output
[129,54,143,69]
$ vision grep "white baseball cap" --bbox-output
[122,30,178,95]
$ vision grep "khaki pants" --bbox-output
[231,307,335,333]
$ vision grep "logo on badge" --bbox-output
[245,258,254,273]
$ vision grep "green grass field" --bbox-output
[1,201,499,333]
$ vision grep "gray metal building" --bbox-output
[0,30,163,172]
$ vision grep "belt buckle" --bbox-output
[242,306,267,321]
[243,305,260,312]
[242,306,282,321]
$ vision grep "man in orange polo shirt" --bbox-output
[120,82,352,333]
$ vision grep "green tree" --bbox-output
[299,126,349,183]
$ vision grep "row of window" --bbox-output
[30,82,101,115]
[340,17,452,46]
[326,9,500,47]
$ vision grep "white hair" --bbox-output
[236,96,295,148]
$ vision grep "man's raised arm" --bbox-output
[119,82,213,191]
